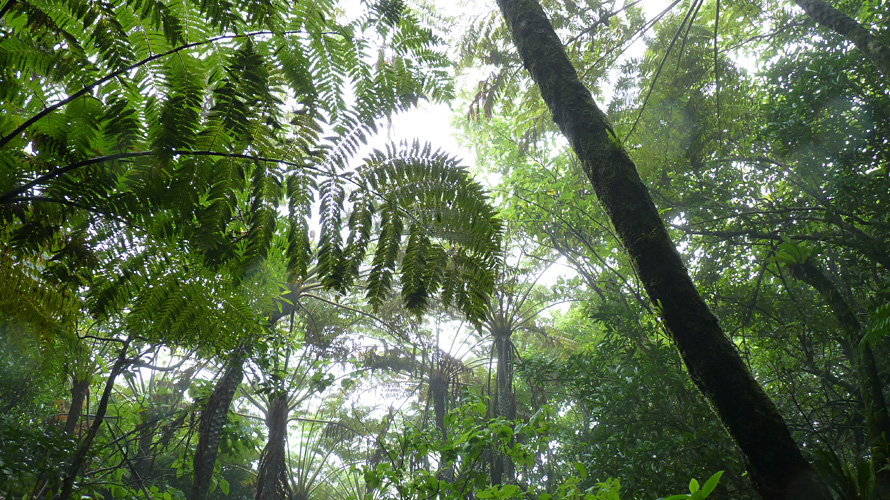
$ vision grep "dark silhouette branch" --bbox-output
[0,29,340,150]
[0,150,326,205]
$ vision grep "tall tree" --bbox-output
[785,257,890,495]
[791,0,890,80]
[491,0,831,498]
[189,347,248,500]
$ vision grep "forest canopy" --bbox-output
[0,0,888,500]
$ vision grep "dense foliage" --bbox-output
[1,0,888,499]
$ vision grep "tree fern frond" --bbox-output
[129,0,187,47]
[347,141,502,322]
[0,246,77,339]
[366,197,404,310]
[400,222,431,312]
[1,0,484,348]
[317,176,348,292]
[150,54,205,163]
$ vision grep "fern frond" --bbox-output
[352,141,502,322]
[0,246,77,339]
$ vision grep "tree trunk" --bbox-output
[492,1,831,498]
[190,350,246,500]
[65,374,91,436]
[430,367,449,442]
[792,0,890,80]
[256,396,293,500]
[786,259,890,497]
[492,330,516,486]
[55,341,131,500]
[429,367,456,484]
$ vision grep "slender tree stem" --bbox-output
[55,339,132,500]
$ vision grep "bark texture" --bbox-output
[490,327,516,486]
[793,0,890,80]
[190,351,246,500]
[787,259,890,497]
[255,396,293,500]
[493,0,832,498]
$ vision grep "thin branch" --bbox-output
[625,0,702,142]
[0,29,340,150]
[0,150,326,205]
[131,355,193,372]
[106,427,155,500]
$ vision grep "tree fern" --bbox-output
[0,0,496,344]
[349,141,503,321]
[0,246,77,341]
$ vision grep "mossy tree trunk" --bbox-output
[189,349,246,500]
[256,396,293,500]
[492,0,832,498]
[786,259,890,497]
[792,0,890,80]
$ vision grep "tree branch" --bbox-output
[0,29,340,150]
[792,0,890,79]
[0,150,326,205]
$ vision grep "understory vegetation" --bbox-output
[1,0,888,499]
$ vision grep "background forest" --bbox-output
[0,0,888,499]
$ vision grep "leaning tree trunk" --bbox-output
[256,396,293,500]
[791,0,890,80]
[55,342,131,500]
[190,350,246,500]
[492,1,831,498]
[787,259,890,497]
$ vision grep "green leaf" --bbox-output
[574,462,588,479]
[699,471,723,497]
[477,488,495,499]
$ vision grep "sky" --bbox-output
[346,0,676,413]
[382,0,675,177]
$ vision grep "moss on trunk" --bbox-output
[190,349,246,500]
[493,0,832,498]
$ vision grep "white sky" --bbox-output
[383,0,674,176]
